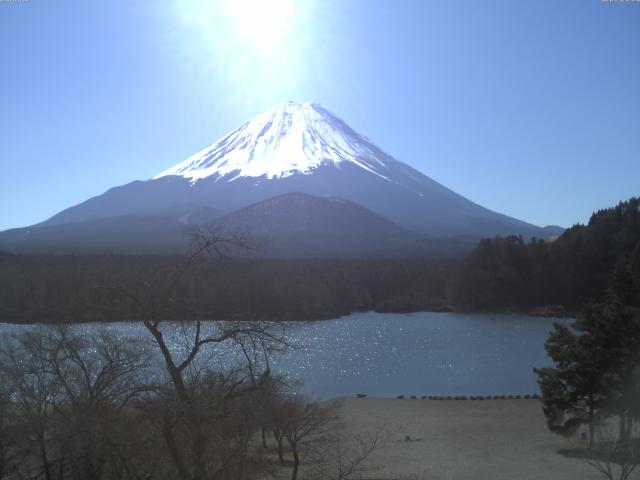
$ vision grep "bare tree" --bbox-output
[0,330,64,480]
[261,384,383,480]
[39,328,149,480]
[584,425,640,480]
[306,429,384,480]
[259,376,295,465]
[0,384,19,480]
[0,326,150,480]
[0,227,295,480]
[277,393,340,480]
[108,226,291,480]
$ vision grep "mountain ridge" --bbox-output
[2,101,551,255]
[0,192,477,258]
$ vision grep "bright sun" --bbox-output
[219,0,296,54]
[172,0,330,108]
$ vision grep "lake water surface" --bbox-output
[0,311,565,399]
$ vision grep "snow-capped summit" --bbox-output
[154,101,392,182]
[16,101,550,249]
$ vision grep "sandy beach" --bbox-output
[335,397,610,480]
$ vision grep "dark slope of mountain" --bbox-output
[213,191,409,238]
[34,101,547,242]
[0,193,475,258]
[543,225,565,237]
[0,216,190,254]
[452,197,640,311]
[210,192,476,258]
[43,164,545,238]
[40,177,201,227]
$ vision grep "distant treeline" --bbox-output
[453,197,640,312]
[1,197,638,323]
[0,255,451,323]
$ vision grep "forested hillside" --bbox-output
[0,255,450,323]
[453,197,640,311]
[1,198,638,323]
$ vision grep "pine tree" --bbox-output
[577,300,640,442]
[534,322,605,448]
[535,253,640,447]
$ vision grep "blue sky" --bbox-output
[0,0,639,231]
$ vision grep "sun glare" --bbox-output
[220,0,296,54]
[171,0,339,110]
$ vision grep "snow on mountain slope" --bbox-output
[27,100,549,241]
[154,101,392,182]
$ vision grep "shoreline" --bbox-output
[354,393,541,400]
[0,307,574,326]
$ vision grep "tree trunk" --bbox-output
[620,410,628,442]
[190,420,209,480]
[276,434,285,464]
[162,416,191,480]
[290,446,299,480]
[261,426,268,449]
[588,400,595,449]
[145,322,189,402]
[58,456,64,480]
[38,433,52,480]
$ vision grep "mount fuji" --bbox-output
[0,101,549,256]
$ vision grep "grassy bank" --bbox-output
[334,397,604,480]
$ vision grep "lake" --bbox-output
[0,311,565,399]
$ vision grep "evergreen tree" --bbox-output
[576,300,640,443]
[535,253,640,447]
[535,322,605,448]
